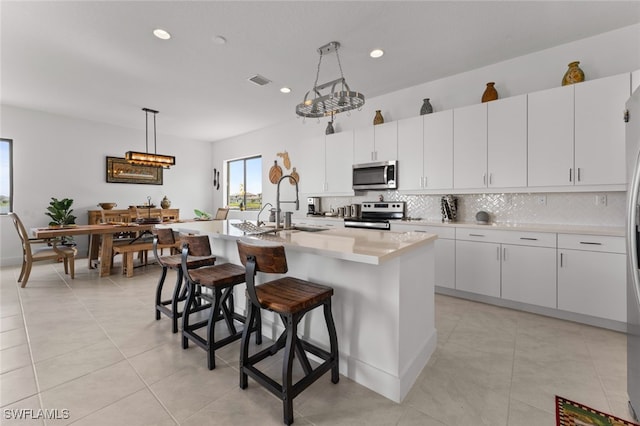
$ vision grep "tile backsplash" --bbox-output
[321,191,626,227]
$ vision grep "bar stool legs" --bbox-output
[237,240,339,425]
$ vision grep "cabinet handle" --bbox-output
[503,247,507,261]
[469,233,485,237]
[483,173,487,186]
[560,252,564,267]
[579,241,602,246]
[497,246,500,261]
[519,237,538,241]
[489,173,493,185]
[424,176,428,188]
[577,167,581,182]
[569,168,573,182]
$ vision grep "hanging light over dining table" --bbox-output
[125,108,175,168]
[295,41,365,119]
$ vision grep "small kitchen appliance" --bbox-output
[307,197,321,216]
[352,160,397,190]
[344,201,405,230]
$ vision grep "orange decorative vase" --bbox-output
[481,82,498,103]
[562,61,585,86]
[373,110,384,125]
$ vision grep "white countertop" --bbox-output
[299,215,625,237]
[167,220,437,265]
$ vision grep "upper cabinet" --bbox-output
[397,116,424,191]
[487,94,528,188]
[298,131,354,196]
[528,72,630,187]
[453,103,487,189]
[574,72,629,185]
[354,121,398,164]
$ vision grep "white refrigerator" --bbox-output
[626,85,640,422]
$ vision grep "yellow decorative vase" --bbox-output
[562,61,585,86]
[373,110,384,125]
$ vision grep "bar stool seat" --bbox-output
[153,228,216,333]
[237,240,339,426]
[181,235,261,370]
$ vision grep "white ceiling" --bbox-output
[2,1,639,142]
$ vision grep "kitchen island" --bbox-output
[166,219,438,403]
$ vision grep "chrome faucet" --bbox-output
[256,202,273,227]
[275,174,299,229]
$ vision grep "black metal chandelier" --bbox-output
[295,41,365,119]
[125,108,175,168]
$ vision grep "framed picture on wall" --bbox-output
[106,156,163,185]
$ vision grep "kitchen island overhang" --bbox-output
[163,220,438,403]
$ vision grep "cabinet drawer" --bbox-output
[455,227,504,243]
[393,224,454,239]
[499,231,556,248]
[557,234,625,254]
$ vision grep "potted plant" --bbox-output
[45,197,77,245]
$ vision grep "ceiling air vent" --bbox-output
[248,74,271,86]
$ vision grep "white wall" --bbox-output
[212,24,640,222]
[0,106,213,266]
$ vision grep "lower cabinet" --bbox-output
[455,240,501,297]
[501,244,557,308]
[557,234,626,322]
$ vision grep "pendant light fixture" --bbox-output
[295,41,365,118]
[125,108,175,168]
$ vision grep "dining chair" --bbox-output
[9,212,77,287]
[214,208,229,220]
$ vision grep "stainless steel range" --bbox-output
[344,201,405,230]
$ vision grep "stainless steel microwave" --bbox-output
[352,160,397,190]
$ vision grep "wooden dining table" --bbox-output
[32,223,157,277]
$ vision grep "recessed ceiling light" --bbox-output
[280,87,291,94]
[370,49,384,58]
[153,28,171,40]
[213,35,227,45]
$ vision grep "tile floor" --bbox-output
[0,259,634,425]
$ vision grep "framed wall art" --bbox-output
[106,156,163,185]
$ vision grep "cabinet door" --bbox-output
[373,121,398,161]
[501,244,556,308]
[397,116,424,191]
[454,103,487,189]
[574,73,630,185]
[354,126,375,164]
[435,239,455,289]
[557,249,626,322]
[424,110,454,189]
[528,85,574,187]
[298,135,325,194]
[325,131,354,195]
[455,240,501,297]
[488,95,527,188]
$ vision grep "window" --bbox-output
[227,155,262,210]
[0,139,12,214]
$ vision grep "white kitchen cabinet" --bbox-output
[574,72,629,185]
[528,72,630,188]
[325,131,355,194]
[455,239,501,297]
[297,135,325,194]
[528,85,574,187]
[298,132,354,196]
[354,122,397,164]
[557,234,626,322]
[487,94,528,188]
[424,110,454,190]
[397,116,424,191]
[501,244,557,308]
[454,103,488,189]
[392,223,455,289]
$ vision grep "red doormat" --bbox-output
[556,396,640,426]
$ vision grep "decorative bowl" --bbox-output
[98,202,117,210]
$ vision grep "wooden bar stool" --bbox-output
[153,228,217,333]
[237,240,339,426]
[181,235,261,370]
